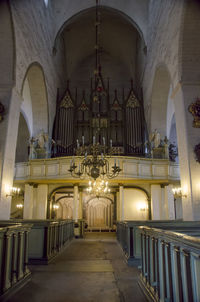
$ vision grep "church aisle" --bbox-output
[7,233,147,302]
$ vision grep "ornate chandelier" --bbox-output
[86,180,111,197]
[69,136,121,180]
[68,0,121,180]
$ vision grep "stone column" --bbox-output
[151,185,162,220]
[23,184,34,219]
[32,184,38,219]
[108,205,111,228]
[173,83,200,220]
[103,207,106,226]
[91,207,94,227]
[119,185,124,221]
[111,204,114,228]
[73,184,79,222]
[78,189,83,219]
[35,184,48,219]
[116,190,120,221]
[0,88,22,219]
[164,184,175,220]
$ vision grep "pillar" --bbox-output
[73,184,79,222]
[108,205,111,227]
[0,88,22,219]
[32,184,38,219]
[164,185,175,220]
[78,190,83,219]
[35,184,48,219]
[111,204,114,228]
[119,185,124,221]
[116,191,120,221]
[173,83,200,220]
[23,184,34,219]
[151,185,162,220]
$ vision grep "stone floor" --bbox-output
[7,233,147,302]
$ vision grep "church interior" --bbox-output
[0,0,200,301]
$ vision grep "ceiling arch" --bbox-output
[52,1,149,45]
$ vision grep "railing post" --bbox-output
[17,230,24,281]
[190,252,200,301]
[171,245,183,301]
[2,230,12,292]
[23,229,30,276]
[11,232,17,286]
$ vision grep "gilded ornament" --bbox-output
[188,98,200,128]
[60,91,74,109]
[126,91,140,108]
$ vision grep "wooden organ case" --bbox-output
[52,77,146,157]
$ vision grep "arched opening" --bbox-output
[21,63,48,137]
[15,113,30,163]
[150,65,171,138]
[52,6,147,157]
[56,7,146,95]
[84,196,114,230]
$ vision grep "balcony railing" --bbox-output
[15,156,179,181]
[0,223,32,299]
[117,221,200,301]
[139,226,200,302]
[10,219,74,264]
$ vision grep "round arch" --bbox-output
[21,62,49,137]
[53,5,146,53]
[15,112,30,163]
[150,64,172,138]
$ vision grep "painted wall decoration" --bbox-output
[188,98,200,128]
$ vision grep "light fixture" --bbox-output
[69,137,121,180]
[86,179,111,197]
[53,204,59,210]
[137,202,148,212]
[172,187,187,198]
[6,186,21,197]
[68,0,122,181]
[16,203,23,209]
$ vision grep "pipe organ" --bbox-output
[52,79,146,157]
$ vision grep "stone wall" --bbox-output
[142,0,184,124]
[10,0,67,133]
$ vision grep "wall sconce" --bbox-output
[53,204,59,210]
[16,203,23,209]
[6,186,21,197]
[137,202,148,212]
[172,187,187,198]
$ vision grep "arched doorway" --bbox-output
[84,195,114,231]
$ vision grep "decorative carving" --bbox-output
[126,91,140,108]
[60,90,74,109]
[188,98,200,128]
[111,93,122,111]
[78,97,89,111]
[149,129,161,148]
[169,143,178,162]
[194,143,200,163]
[0,102,5,122]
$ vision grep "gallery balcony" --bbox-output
[14,156,180,184]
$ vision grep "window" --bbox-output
[44,0,48,7]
